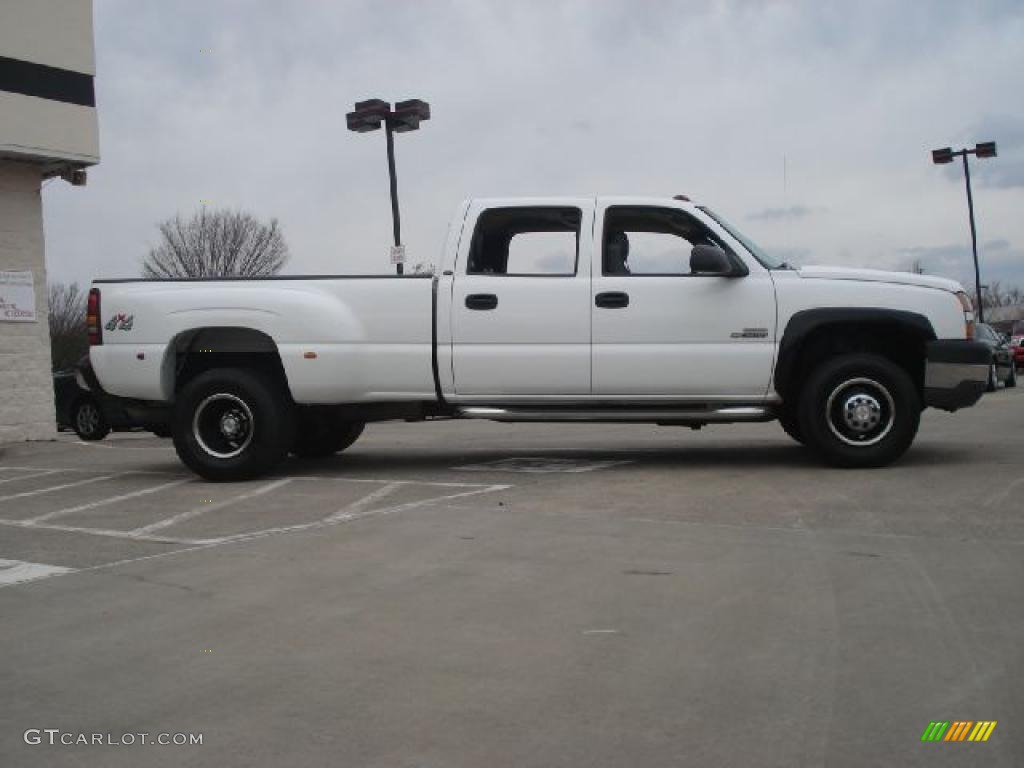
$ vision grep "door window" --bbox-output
[602,206,733,276]
[468,207,580,276]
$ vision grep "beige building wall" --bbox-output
[0,159,54,442]
[1,0,97,444]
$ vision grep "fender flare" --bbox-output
[774,308,936,396]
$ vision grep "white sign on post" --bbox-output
[0,271,36,323]
[390,245,406,265]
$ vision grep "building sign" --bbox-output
[0,271,36,322]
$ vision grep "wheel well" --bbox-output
[168,327,288,394]
[777,320,932,404]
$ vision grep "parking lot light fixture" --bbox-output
[346,98,431,275]
[931,140,998,323]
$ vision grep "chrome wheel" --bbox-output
[192,393,254,459]
[76,401,101,436]
[825,377,895,447]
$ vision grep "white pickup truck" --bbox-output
[85,196,991,480]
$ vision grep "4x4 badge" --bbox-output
[105,313,134,331]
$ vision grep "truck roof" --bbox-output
[464,195,699,208]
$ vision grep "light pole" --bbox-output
[346,99,431,275]
[931,141,997,323]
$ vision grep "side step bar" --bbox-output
[456,406,774,424]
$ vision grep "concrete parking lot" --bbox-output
[1,390,1022,767]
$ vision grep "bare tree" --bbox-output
[981,281,1024,309]
[142,209,289,278]
[48,281,88,372]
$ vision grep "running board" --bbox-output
[456,406,773,424]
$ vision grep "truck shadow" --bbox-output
[265,441,978,477]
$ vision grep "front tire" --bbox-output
[798,354,920,468]
[72,398,110,441]
[1006,362,1016,389]
[173,368,294,481]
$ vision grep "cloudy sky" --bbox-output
[43,0,1024,291]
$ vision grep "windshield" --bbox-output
[698,206,790,270]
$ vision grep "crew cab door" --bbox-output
[449,200,594,397]
[591,201,776,398]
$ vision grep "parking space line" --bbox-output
[0,473,120,502]
[324,483,402,522]
[206,482,513,544]
[0,479,513,589]
[358,484,512,520]
[0,465,183,476]
[26,478,193,524]
[292,476,511,488]
[73,440,175,451]
[130,478,294,537]
[0,469,60,485]
[454,457,632,473]
[0,519,200,545]
[0,558,76,587]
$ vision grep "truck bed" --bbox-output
[89,275,439,404]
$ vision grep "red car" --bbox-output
[1011,320,1024,369]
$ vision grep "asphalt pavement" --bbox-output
[1,388,1022,767]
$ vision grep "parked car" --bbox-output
[54,359,171,440]
[86,195,991,480]
[1010,320,1024,370]
[974,323,1017,391]
[54,369,119,440]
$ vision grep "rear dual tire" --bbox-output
[291,410,364,458]
[173,368,294,482]
[797,353,920,468]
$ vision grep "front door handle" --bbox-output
[595,291,629,309]
[465,293,498,310]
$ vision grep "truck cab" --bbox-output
[441,197,777,403]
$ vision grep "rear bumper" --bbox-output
[923,339,990,411]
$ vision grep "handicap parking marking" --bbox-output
[453,457,632,474]
[0,559,76,588]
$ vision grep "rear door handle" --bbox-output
[595,291,629,309]
[465,293,498,310]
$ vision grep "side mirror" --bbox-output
[690,244,739,276]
